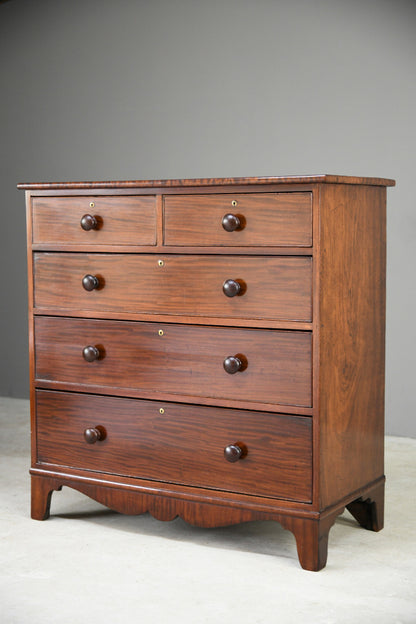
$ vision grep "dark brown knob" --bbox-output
[82,274,100,291]
[224,443,244,462]
[223,355,243,374]
[84,426,106,444]
[223,279,241,297]
[82,345,100,362]
[80,214,98,231]
[222,213,241,232]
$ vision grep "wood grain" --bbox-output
[34,317,312,408]
[318,184,386,507]
[33,253,313,323]
[21,174,394,571]
[346,479,384,531]
[35,390,313,502]
[29,472,338,570]
[17,174,396,190]
[25,192,37,467]
[32,195,156,245]
[164,192,312,246]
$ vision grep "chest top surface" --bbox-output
[17,174,395,190]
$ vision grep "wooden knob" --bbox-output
[224,443,245,462]
[223,355,243,374]
[84,426,106,444]
[223,279,241,297]
[82,274,100,291]
[80,214,98,231]
[222,213,241,232]
[82,345,100,362]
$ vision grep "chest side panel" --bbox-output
[318,184,386,508]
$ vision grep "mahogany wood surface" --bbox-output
[21,174,394,570]
[34,317,312,408]
[18,174,396,190]
[35,390,312,502]
[32,309,312,332]
[346,479,384,532]
[29,470,360,570]
[33,253,313,323]
[283,511,342,571]
[30,469,385,521]
[164,192,312,246]
[29,472,335,569]
[25,191,37,469]
[32,196,157,246]
[31,475,62,521]
[318,184,386,508]
[29,470,385,572]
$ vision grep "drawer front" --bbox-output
[36,390,313,502]
[33,253,312,322]
[164,193,312,247]
[35,317,312,408]
[32,196,157,245]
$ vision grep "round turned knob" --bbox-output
[222,213,241,232]
[224,443,244,463]
[223,355,243,374]
[80,214,98,231]
[82,345,100,362]
[84,426,106,444]
[223,279,241,297]
[82,274,100,291]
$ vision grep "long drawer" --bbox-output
[32,196,157,246]
[34,317,313,408]
[35,390,313,502]
[33,253,312,322]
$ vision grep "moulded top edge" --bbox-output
[17,174,396,191]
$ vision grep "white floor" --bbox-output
[1,397,415,624]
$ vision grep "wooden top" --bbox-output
[17,174,395,190]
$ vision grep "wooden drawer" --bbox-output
[34,317,312,408]
[164,193,312,247]
[32,196,157,246]
[35,390,313,502]
[33,253,312,323]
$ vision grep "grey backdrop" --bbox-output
[1,0,415,436]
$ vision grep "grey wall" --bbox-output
[1,0,415,436]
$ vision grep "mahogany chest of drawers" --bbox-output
[19,174,395,570]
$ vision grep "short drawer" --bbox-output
[36,390,313,502]
[34,317,312,408]
[33,253,312,323]
[164,193,312,247]
[32,196,156,246]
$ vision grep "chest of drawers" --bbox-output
[19,174,395,570]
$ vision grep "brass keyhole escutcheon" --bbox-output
[89,202,95,208]
[231,200,238,206]
[158,259,164,267]
[159,408,164,414]
[158,329,164,336]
